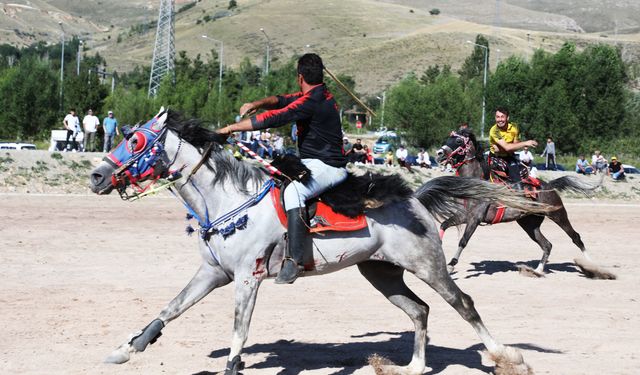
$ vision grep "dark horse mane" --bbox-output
[164,110,265,192]
[457,128,485,162]
[164,110,413,217]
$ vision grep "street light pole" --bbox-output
[77,40,82,76]
[259,28,270,75]
[467,40,488,139]
[201,35,224,126]
[59,22,65,111]
[376,91,386,130]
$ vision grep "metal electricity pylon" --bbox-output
[148,0,175,97]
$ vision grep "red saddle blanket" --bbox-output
[490,171,541,199]
[270,186,367,233]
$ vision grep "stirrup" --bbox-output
[275,257,303,284]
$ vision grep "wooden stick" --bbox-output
[324,67,377,117]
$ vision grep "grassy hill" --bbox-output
[2,0,640,94]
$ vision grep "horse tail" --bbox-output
[546,174,603,196]
[414,176,553,221]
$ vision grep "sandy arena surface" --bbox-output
[1,193,639,374]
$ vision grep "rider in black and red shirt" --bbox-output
[217,54,348,284]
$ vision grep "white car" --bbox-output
[0,142,36,150]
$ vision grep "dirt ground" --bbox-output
[1,193,638,375]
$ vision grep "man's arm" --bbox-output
[239,96,280,117]
[494,138,537,153]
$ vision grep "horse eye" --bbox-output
[455,138,463,144]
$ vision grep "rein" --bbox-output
[444,133,476,169]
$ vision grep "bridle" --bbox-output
[104,115,187,200]
[438,132,476,170]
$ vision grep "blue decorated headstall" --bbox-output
[104,116,172,199]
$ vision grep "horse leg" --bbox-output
[358,261,428,375]
[404,248,532,374]
[224,271,262,375]
[105,262,232,364]
[448,216,482,273]
[547,206,591,261]
[448,203,488,272]
[516,215,551,276]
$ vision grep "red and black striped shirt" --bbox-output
[251,84,347,168]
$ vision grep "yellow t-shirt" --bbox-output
[489,122,519,157]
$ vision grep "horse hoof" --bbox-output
[517,264,545,278]
[104,344,132,364]
[224,355,244,375]
[489,346,533,375]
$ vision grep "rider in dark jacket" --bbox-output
[217,54,347,284]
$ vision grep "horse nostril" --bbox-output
[91,172,104,186]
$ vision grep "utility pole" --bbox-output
[260,28,271,75]
[201,35,224,126]
[76,40,82,75]
[59,22,65,111]
[148,0,175,97]
[467,41,488,139]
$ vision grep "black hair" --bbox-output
[495,106,509,117]
[297,53,324,85]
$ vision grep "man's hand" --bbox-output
[239,103,257,118]
[526,140,538,148]
[217,124,234,135]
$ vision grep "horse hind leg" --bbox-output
[516,215,551,276]
[548,206,617,279]
[105,262,232,364]
[548,205,590,259]
[358,261,428,375]
[409,250,533,374]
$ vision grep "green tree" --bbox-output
[0,58,58,140]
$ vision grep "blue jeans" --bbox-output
[104,133,116,152]
[611,171,625,180]
[284,159,348,210]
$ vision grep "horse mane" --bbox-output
[271,154,413,217]
[164,110,266,192]
[458,128,485,162]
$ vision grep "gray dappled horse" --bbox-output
[89,109,548,374]
[436,129,614,279]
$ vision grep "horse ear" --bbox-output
[157,111,168,127]
[155,106,166,118]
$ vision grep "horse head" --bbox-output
[89,108,228,198]
[435,129,479,168]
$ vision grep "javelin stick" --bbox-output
[229,138,282,176]
[323,66,377,117]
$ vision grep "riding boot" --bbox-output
[275,208,309,284]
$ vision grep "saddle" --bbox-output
[268,154,413,233]
[489,168,541,199]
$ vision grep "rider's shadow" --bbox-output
[197,331,561,375]
[464,260,580,278]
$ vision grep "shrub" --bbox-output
[429,8,440,15]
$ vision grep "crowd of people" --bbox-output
[62,108,119,152]
[576,151,625,180]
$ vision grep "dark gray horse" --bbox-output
[436,129,615,279]
[89,109,550,374]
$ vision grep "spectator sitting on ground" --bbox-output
[416,148,431,168]
[342,137,353,158]
[363,144,373,164]
[351,138,367,163]
[591,150,607,174]
[519,145,534,168]
[395,145,414,173]
[608,156,625,181]
[575,154,594,175]
[385,151,393,166]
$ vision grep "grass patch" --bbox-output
[50,152,63,160]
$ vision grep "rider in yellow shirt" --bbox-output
[488,107,538,185]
